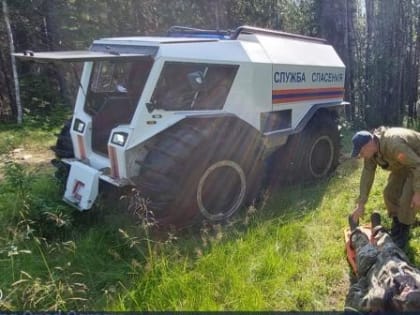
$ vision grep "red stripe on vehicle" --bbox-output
[108,145,120,179]
[272,87,344,104]
[77,135,86,159]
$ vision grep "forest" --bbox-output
[2,0,420,311]
[1,0,420,129]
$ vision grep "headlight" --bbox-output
[111,132,128,146]
[73,118,85,133]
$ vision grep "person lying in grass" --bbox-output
[345,212,420,312]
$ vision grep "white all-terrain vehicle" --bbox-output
[15,26,347,226]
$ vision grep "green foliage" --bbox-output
[110,168,361,311]
[2,0,420,127]
[0,160,86,310]
[2,2,420,309]
[1,109,420,311]
[0,106,70,159]
[19,74,61,115]
[0,136,376,310]
[1,0,348,123]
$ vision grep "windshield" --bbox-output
[151,62,238,111]
[85,60,152,114]
[90,62,130,93]
[85,59,153,155]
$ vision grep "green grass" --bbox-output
[0,119,417,311]
[0,108,69,155]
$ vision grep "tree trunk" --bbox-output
[407,0,420,128]
[317,0,355,120]
[0,49,15,118]
[43,0,71,105]
[364,0,375,126]
[416,1,420,128]
[345,0,357,121]
[3,0,22,124]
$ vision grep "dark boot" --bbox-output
[371,212,381,228]
[391,216,401,236]
[371,212,385,236]
[348,214,359,231]
[391,217,410,248]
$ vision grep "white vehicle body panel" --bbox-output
[64,161,100,210]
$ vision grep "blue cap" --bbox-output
[351,131,373,157]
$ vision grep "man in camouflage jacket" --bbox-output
[350,127,420,248]
[345,213,420,312]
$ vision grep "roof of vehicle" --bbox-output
[94,37,219,46]
[92,34,344,67]
[14,26,344,68]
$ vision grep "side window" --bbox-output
[152,62,238,111]
[194,65,238,110]
[152,62,206,110]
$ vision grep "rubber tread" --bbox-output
[53,119,74,159]
[289,110,340,182]
[51,118,74,186]
[132,118,264,227]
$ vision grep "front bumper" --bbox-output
[62,159,129,211]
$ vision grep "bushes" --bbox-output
[20,73,62,115]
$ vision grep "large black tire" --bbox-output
[269,110,340,185]
[132,118,264,227]
[288,111,340,182]
[51,119,74,184]
[53,119,74,159]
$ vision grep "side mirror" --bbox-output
[187,71,206,91]
[146,99,156,113]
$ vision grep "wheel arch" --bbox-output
[129,112,262,152]
[263,101,346,152]
[177,112,261,133]
[264,102,344,185]
[294,102,346,133]
[127,111,259,150]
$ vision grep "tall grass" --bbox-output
[0,119,417,311]
[112,161,370,311]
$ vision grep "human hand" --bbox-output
[410,192,420,209]
[351,202,365,222]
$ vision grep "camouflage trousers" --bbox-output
[345,226,420,312]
